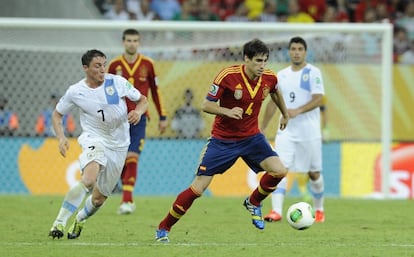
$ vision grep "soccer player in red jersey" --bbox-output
[107,28,168,215]
[155,38,289,242]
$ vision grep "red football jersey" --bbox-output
[207,64,277,140]
[107,54,167,120]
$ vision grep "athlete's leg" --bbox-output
[120,118,146,214]
[158,175,212,232]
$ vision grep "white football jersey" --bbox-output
[276,63,324,141]
[56,73,141,150]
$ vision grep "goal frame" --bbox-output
[0,18,393,197]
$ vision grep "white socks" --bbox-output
[53,182,88,226]
[76,194,100,222]
[271,174,325,213]
[271,177,287,214]
[309,174,324,211]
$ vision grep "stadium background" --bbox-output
[0,0,413,199]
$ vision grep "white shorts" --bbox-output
[78,137,127,197]
[275,136,322,173]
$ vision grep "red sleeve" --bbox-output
[146,60,167,120]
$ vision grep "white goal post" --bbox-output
[0,18,393,198]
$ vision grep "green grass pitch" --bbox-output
[1,195,413,257]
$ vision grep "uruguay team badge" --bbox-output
[106,86,115,96]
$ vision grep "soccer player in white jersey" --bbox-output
[261,36,325,223]
[48,49,148,239]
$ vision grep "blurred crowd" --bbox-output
[94,0,414,64]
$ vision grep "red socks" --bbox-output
[249,172,282,206]
[121,156,138,203]
[158,187,201,231]
[158,173,284,231]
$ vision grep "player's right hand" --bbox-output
[279,115,289,130]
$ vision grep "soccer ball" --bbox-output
[286,202,315,230]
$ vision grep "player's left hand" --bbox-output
[159,120,168,134]
[128,110,143,125]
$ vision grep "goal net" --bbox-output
[0,18,394,198]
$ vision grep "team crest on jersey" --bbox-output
[302,73,309,82]
[116,65,123,76]
[209,84,219,96]
[106,86,115,96]
[139,67,148,82]
[234,84,243,100]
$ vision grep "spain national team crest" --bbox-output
[106,86,115,96]
[139,67,148,82]
[234,84,243,100]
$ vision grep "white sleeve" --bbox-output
[56,86,75,115]
[114,75,141,102]
[311,67,325,95]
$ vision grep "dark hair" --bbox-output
[122,28,140,40]
[243,38,270,60]
[81,49,106,66]
[288,36,307,50]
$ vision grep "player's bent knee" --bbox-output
[308,171,321,181]
[261,156,287,177]
[270,164,288,177]
[267,168,287,178]
[80,180,95,191]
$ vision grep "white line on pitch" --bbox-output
[2,242,414,248]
